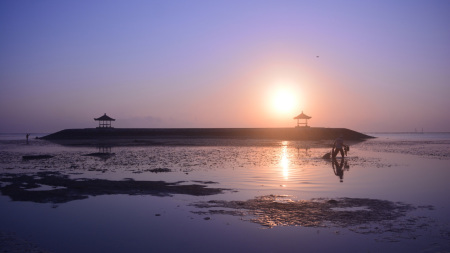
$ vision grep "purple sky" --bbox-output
[1,1,449,133]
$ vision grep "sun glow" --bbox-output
[273,90,296,113]
[269,80,301,116]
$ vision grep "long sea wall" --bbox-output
[42,127,373,141]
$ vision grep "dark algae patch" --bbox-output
[0,171,227,203]
[22,155,54,160]
[193,195,446,242]
[82,152,115,158]
[146,168,171,173]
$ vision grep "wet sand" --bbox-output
[0,232,53,253]
[192,195,435,241]
[1,135,449,252]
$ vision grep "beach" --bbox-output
[1,132,449,252]
[3,1,449,252]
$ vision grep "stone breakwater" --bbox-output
[41,127,373,141]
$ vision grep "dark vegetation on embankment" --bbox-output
[41,127,374,142]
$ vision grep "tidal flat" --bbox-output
[1,133,449,252]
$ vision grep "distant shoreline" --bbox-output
[41,127,374,142]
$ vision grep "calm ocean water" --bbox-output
[368,132,450,141]
[2,131,450,141]
[1,131,449,252]
[0,133,48,141]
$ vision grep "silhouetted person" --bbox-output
[26,133,30,143]
[332,157,346,183]
[332,134,347,158]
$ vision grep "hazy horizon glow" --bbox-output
[1,1,449,133]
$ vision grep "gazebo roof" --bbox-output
[293,111,311,120]
[94,113,116,121]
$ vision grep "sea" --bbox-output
[1,132,449,252]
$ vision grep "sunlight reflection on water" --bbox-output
[280,141,290,180]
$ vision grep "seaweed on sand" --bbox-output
[22,155,54,160]
[192,195,442,241]
[0,171,227,203]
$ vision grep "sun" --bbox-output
[266,79,303,117]
[272,89,296,114]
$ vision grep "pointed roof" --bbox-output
[293,111,311,119]
[94,113,116,121]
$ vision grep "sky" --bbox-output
[1,0,449,133]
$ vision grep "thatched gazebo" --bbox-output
[94,113,115,128]
[294,111,311,127]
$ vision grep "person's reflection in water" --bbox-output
[296,146,310,158]
[332,157,349,183]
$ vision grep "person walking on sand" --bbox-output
[332,134,346,158]
[26,133,30,142]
